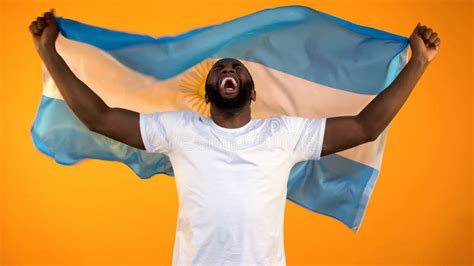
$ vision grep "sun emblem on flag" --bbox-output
[178,59,217,115]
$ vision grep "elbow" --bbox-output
[362,124,384,142]
[364,130,379,142]
[85,120,100,133]
[84,112,106,133]
[357,115,381,142]
[85,107,109,133]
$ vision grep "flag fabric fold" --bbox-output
[31,5,409,232]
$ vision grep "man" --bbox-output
[30,9,440,265]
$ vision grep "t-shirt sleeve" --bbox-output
[139,111,182,154]
[281,116,327,163]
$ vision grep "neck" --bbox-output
[210,105,251,129]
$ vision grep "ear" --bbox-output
[205,93,209,104]
[251,89,256,102]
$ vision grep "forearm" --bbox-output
[39,46,109,129]
[321,23,439,157]
[358,55,428,139]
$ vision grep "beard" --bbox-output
[205,78,253,112]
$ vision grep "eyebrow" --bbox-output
[214,62,242,67]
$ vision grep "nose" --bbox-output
[221,65,236,74]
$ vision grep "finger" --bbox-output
[423,28,432,41]
[428,32,438,46]
[45,9,56,23]
[429,38,441,49]
[417,25,427,36]
[412,22,421,36]
[30,21,40,35]
[429,37,440,49]
[415,23,423,34]
[29,23,39,35]
[36,16,47,29]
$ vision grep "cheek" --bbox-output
[241,72,252,83]
[206,76,218,89]
[212,75,221,85]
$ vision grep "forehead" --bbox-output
[213,58,243,67]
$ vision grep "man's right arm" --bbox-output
[30,9,146,150]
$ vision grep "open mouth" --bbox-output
[219,76,239,94]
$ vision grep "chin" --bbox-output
[219,92,239,100]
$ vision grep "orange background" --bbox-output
[1,0,472,265]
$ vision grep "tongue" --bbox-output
[224,87,236,93]
[223,80,236,93]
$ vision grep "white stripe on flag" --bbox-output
[43,34,385,169]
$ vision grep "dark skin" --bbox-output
[30,9,440,157]
[204,58,256,129]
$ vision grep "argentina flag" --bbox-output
[31,5,409,232]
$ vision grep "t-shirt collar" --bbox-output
[205,116,254,134]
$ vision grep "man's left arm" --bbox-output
[321,23,441,156]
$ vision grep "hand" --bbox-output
[409,23,441,65]
[29,9,59,55]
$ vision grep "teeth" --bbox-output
[220,77,237,89]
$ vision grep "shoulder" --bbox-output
[178,110,199,121]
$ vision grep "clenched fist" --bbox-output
[409,23,441,65]
[29,9,59,55]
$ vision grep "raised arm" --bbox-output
[30,9,145,150]
[321,23,440,156]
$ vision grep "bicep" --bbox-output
[92,107,146,150]
[321,115,370,156]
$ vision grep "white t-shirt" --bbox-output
[139,111,326,266]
